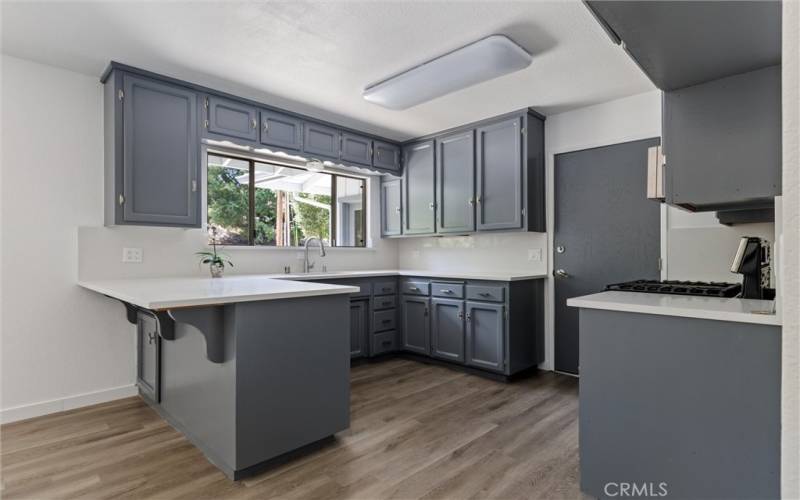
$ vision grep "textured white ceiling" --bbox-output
[0,1,654,141]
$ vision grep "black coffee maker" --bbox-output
[730,237,772,299]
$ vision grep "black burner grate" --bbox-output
[605,280,742,298]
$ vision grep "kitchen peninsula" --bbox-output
[79,276,359,479]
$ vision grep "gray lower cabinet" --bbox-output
[402,140,436,235]
[137,311,160,402]
[349,299,369,359]
[205,95,258,142]
[260,109,303,152]
[304,122,340,160]
[476,116,523,231]
[341,132,372,167]
[381,178,402,236]
[465,301,505,372]
[437,130,475,233]
[401,295,431,354]
[373,141,401,171]
[113,73,200,226]
[431,298,465,362]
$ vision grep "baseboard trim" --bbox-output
[0,384,138,424]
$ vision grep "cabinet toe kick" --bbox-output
[168,306,226,363]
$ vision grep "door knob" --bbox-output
[554,269,570,278]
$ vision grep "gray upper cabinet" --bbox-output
[402,295,430,355]
[260,109,303,152]
[465,301,505,372]
[431,298,465,363]
[381,178,402,236]
[664,65,781,211]
[373,141,401,171]
[119,74,200,226]
[436,130,475,233]
[205,95,258,142]
[402,140,436,235]
[341,132,373,167]
[304,122,340,160]
[476,116,523,231]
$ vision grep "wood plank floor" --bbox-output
[1,359,583,500]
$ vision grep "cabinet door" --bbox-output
[206,95,258,142]
[341,132,373,166]
[431,298,465,363]
[260,109,303,151]
[122,74,199,226]
[381,178,402,236]
[373,141,401,171]
[137,312,160,402]
[476,116,523,231]
[350,300,368,358]
[465,301,505,372]
[402,296,430,355]
[304,122,340,160]
[437,130,475,233]
[402,140,436,235]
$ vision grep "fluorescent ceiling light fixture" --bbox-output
[362,35,532,110]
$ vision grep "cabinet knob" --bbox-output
[263,121,269,132]
[476,196,482,204]
[429,202,435,210]
[441,289,453,294]
[395,206,401,213]
[468,198,475,206]
[251,118,257,129]
[458,311,464,319]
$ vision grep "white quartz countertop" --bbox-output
[78,276,360,310]
[567,291,780,326]
[268,269,547,282]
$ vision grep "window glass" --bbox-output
[335,176,366,247]
[207,155,250,245]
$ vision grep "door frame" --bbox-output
[546,132,667,375]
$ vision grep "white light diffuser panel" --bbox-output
[362,35,532,110]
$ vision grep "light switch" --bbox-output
[122,247,143,263]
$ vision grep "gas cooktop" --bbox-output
[605,280,742,298]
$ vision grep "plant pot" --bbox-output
[210,262,225,278]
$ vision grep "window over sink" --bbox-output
[206,153,366,247]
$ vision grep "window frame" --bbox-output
[206,152,367,248]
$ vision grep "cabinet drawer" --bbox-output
[372,331,397,356]
[373,295,397,310]
[373,309,396,332]
[466,284,505,302]
[431,282,465,299]
[402,280,430,296]
[374,280,397,296]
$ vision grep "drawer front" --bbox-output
[372,331,397,356]
[373,309,396,332]
[373,295,397,310]
[466,284,505,302]
[431,282,465,299]
[402,280,430,296]
[374,280,397,296]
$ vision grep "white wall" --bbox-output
[0,55,396,423]
[780,1,800,496]
[0,55,137,422]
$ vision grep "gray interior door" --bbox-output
[403,140,436,235]
[554,138,661,375]
[437,130,475,233]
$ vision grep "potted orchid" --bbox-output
[197,227,234,278]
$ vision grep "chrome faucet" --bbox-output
[303,237,326,273]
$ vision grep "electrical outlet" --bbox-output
[528,248,542,262]
[122,247,143,263]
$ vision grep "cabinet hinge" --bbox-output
[204,119,209,129]
[521,127,526,135]
[118,89,124,101]
[118,194,125,205]
[204,97,209,109]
